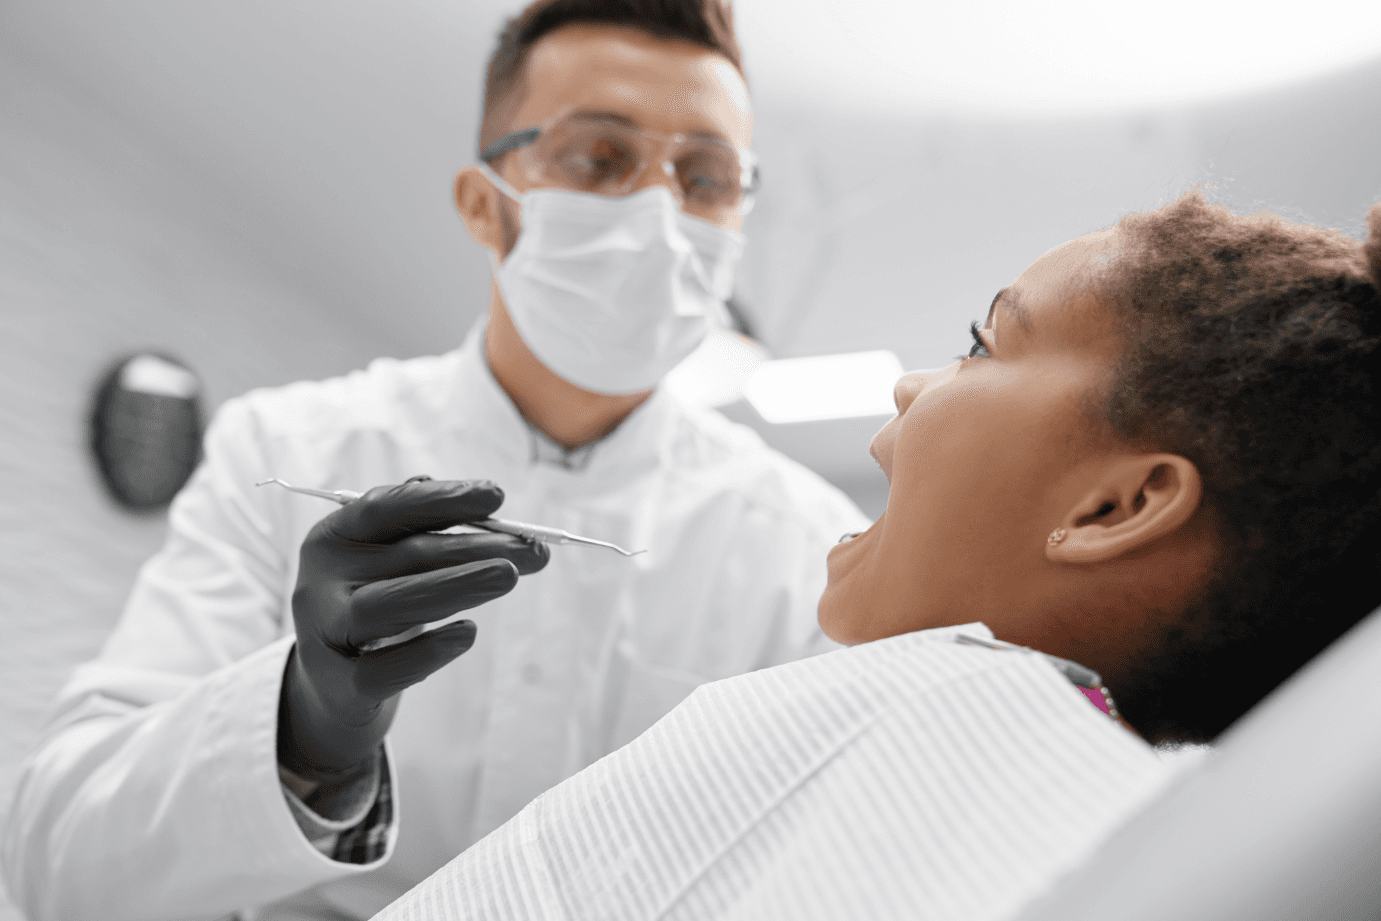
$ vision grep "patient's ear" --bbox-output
[1047,454,1203,564]
[453,166,509,259]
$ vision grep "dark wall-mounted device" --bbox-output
[90,353,203,511]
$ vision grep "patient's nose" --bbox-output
[893,370,932,414]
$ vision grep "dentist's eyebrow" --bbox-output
[569,109,729,143]
[985,287,1029,331]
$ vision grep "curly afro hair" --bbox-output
[1094,191,1381,743]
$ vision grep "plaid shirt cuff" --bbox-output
[279,749,393,864]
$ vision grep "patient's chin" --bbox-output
[816,589,846,643]
[817,588,874,646]
[817,544,872,646]
[821,534,884,645]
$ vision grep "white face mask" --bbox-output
[481,165,746,395]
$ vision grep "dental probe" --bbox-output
[257,478,364,504]
[462,517,645,556]
[256,478,646,557]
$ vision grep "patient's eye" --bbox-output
[957,321,990,361]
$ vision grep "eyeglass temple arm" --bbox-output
[479,126,542,162]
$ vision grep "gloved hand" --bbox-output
[278,476,548,785]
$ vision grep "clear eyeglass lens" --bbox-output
[530,117,749,218]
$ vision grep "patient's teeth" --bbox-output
[838,532,860,544]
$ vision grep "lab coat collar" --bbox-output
[450,319,672,484]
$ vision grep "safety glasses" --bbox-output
[480,110,760,221]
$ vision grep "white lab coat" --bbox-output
[2,326,868,921]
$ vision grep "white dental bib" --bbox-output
[375,623,1170,921]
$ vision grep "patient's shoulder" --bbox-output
[418,624,1164,921]
[693,626,1010,711]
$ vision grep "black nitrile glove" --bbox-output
[277,477,548,784]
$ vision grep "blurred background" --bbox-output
[2,2,1380,916]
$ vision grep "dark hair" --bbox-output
[479,0,742,153]
[1096,191,1381,743]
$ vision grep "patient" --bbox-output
[375,192,1381,920]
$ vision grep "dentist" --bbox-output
[2,2,868,920]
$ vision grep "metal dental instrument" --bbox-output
[462,517,645,556]
[257,478,364,504]
[256,478,646,556]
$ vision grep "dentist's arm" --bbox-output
[2,392,545,921]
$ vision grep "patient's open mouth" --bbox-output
[838,532,862,544]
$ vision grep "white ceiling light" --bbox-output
[738,0,1381,115]
[742,350,904,424]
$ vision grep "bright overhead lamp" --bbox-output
[742,350,903,425]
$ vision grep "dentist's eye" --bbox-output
[956,321,990,361]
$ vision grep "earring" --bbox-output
[1047,528,1067,546]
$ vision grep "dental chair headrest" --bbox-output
[1011,603,1381,921]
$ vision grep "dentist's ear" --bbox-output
[454,165,517,259]
[1047,454,1203,564]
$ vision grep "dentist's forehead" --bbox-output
[512,23,753,146]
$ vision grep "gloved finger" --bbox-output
[326,478,506,545]
[347,558,520,642]
[351,620,479,701]
[352,531,550,581]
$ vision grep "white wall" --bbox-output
[740,57,1381,370]
[733,56,1381,514]
[0,53,405,920]
[0,0,503,356]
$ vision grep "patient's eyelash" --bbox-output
[956,321,990,361]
